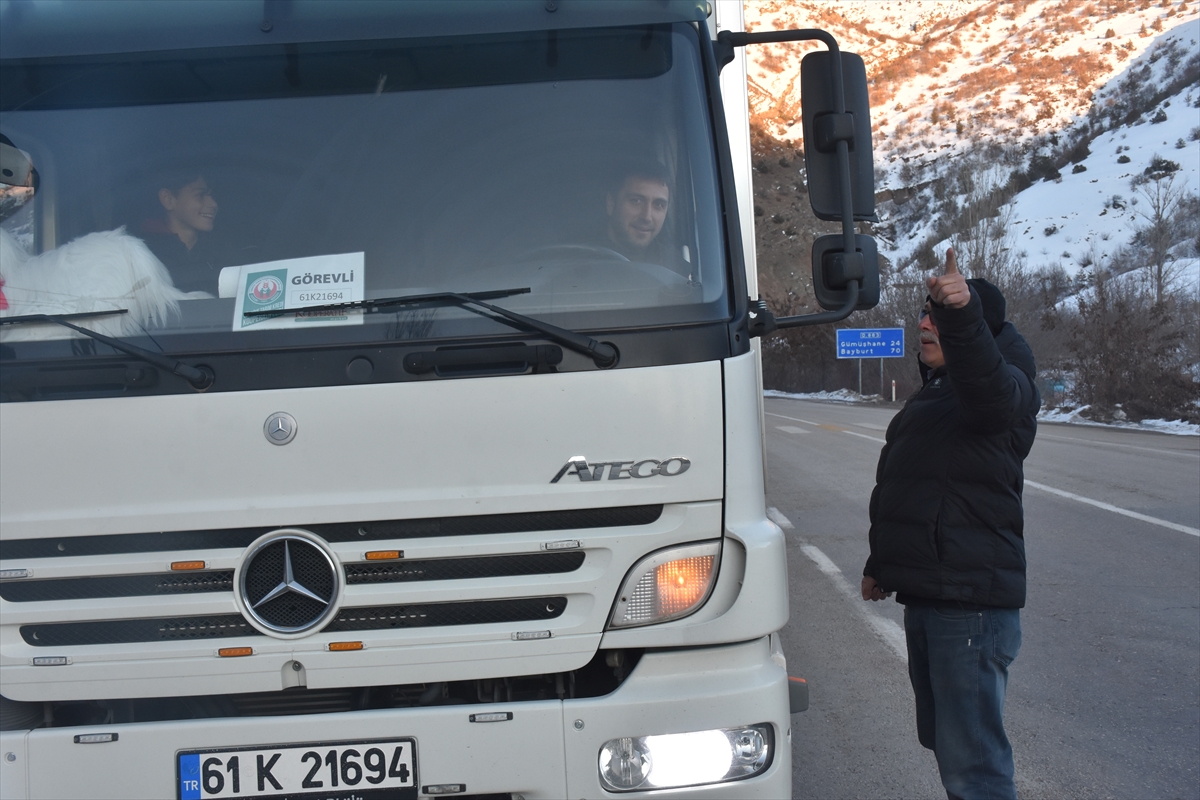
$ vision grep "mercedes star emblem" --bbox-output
[264,412,297,445]
[252,540,330,610]
[237,532,340,636]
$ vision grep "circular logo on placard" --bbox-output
[248,275,283,305]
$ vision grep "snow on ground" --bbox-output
[1037,404,1200,434]
[764,388,874,404]
[767,391,1200,435]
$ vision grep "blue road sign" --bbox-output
[836,328,904,359]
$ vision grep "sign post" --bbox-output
[836,328,905,397]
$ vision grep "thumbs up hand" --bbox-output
[925,247,971,309]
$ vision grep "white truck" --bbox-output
[0,2,878,797]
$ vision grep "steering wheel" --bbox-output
[491,243,696,299]
[515,244,631,263]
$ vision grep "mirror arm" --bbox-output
[716,28,840,57]
[720,28,874,332]
[748,281,860,337]
[715,29,846,116]
[718,27,863,296]
[717,30,856,253]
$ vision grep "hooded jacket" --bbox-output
[864,288,1040,608]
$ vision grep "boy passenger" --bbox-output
[140,167,225,294]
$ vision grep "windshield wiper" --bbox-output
[0,310,213,390]
[245,287,618,367]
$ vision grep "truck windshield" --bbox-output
[0,22,728,386]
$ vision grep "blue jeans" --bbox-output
[904,604,1022,800]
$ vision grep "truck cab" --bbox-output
[0,2,875,797]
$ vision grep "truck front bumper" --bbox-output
[0,636,791,799]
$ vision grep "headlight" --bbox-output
[607,541,720,628]
[598,724,773,792]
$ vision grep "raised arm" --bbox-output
[928,250,1036,434]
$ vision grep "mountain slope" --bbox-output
[744,0,1200,271]
[747,0,1197,161]
[743,2,1200,418]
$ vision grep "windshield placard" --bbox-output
[229,253,365,330]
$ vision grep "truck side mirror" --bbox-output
[0,138,34,187]
[812,233,880,310]
[714,28,880,332]
[800,51,875,223]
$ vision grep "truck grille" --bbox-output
[0,571,236,602]
[1,505,662,559]
[343,551,585,584]
[0,500,713,704]
[22,614,255,647]
[1,551,586,603]
[21,597,567,647]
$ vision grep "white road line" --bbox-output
[767,507,907,662]
[775,425,809,435]
[766,412,820,426]
[766,412,887,444]
[842,430,886,444]
[799,544,909,663]
[766,506,794,529]
[1024,480,1200,537]
[1038,432,1200,459]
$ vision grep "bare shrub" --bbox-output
[1131,174,1192,303]
[1063,275,1199,422]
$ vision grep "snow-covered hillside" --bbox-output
[744,1,1200,283]
[891,18,1200,282]
[746,0,1198,173]
[1006,22,1199,287]
[745,2,1199,420]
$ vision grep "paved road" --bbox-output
[764,397,1200,800]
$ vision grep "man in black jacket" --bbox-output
[861,249,1040,800]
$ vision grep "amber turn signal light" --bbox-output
[654,556,716,616]
[608,542,721,628]
[217,647,253,658]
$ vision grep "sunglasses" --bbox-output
[918,296,934,324]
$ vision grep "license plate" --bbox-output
[177,738,416,799]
